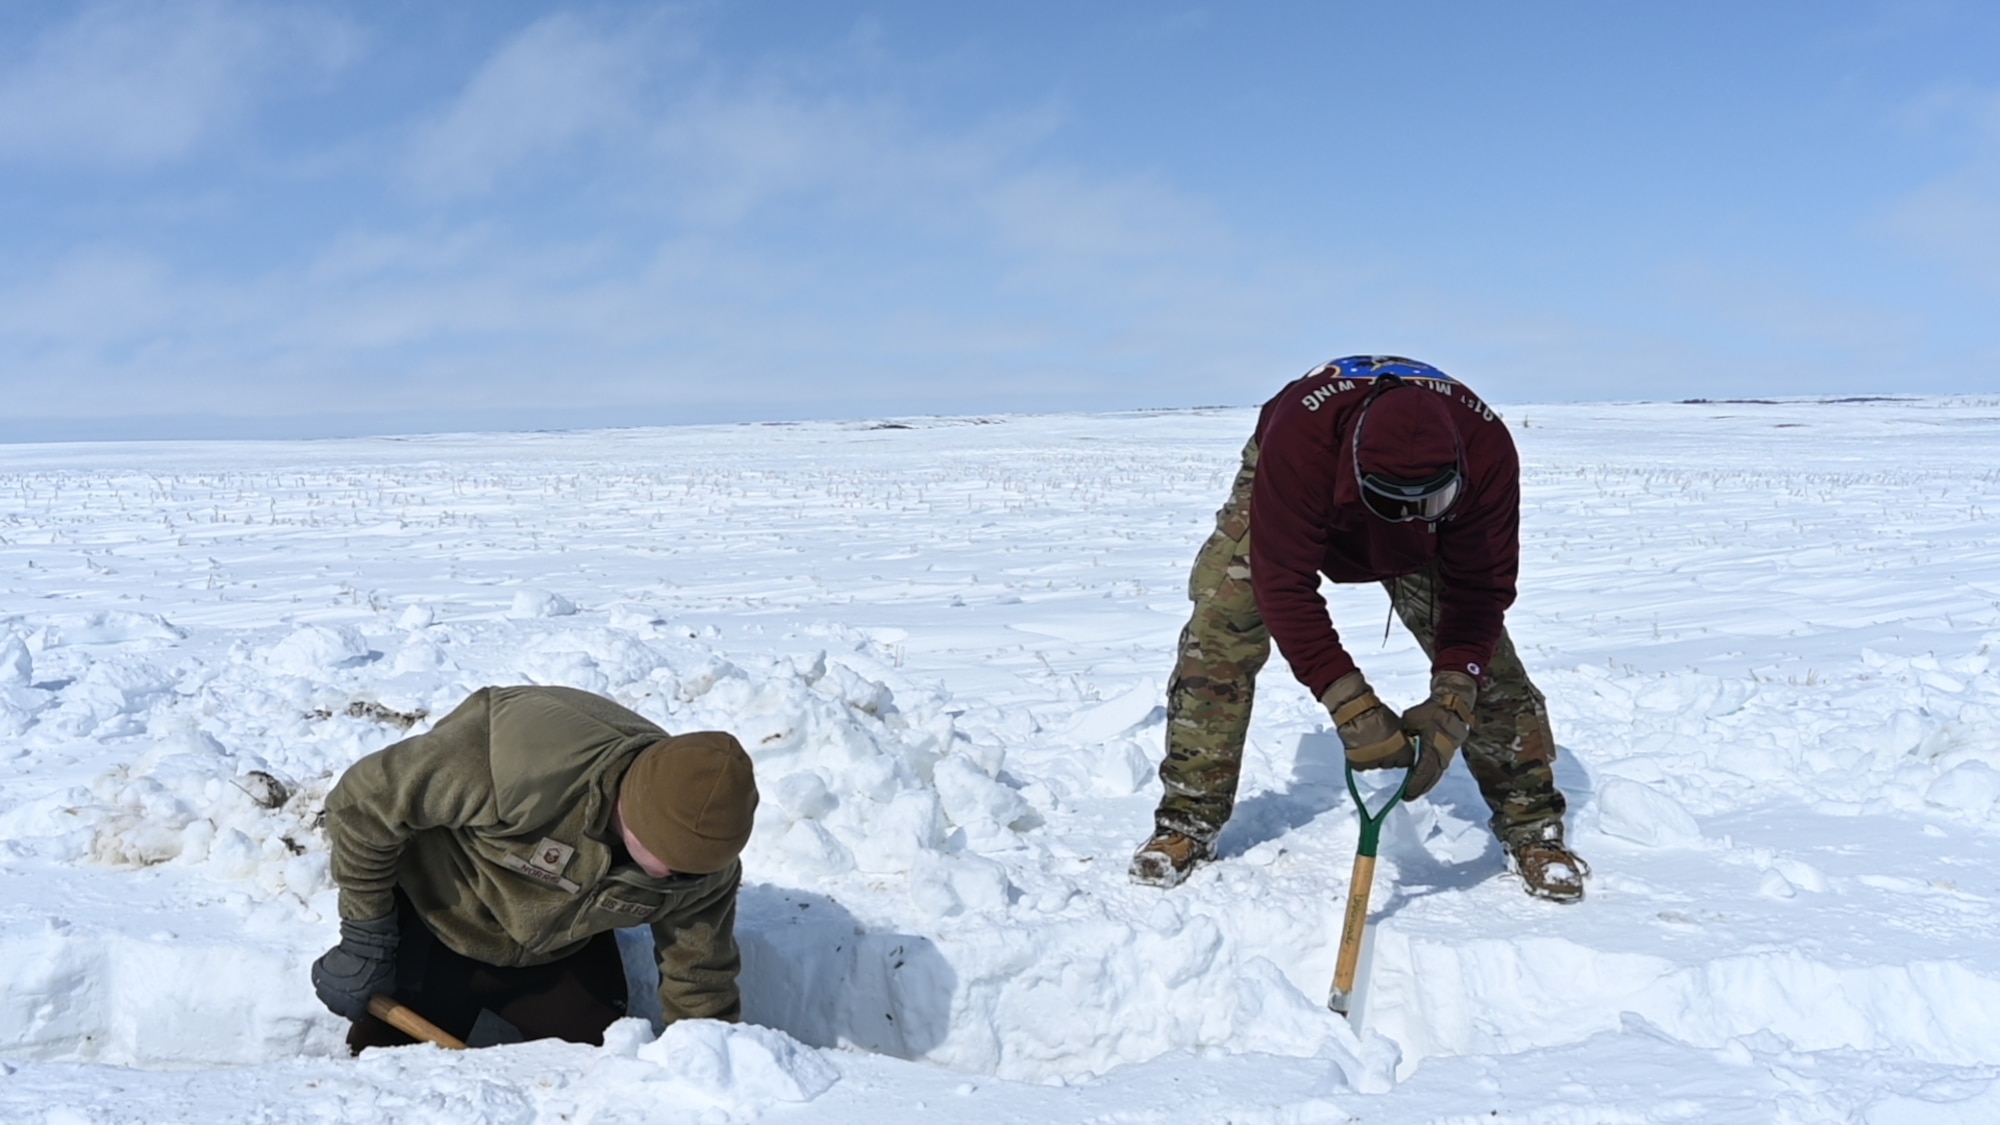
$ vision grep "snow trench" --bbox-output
[4,613,2000,1086]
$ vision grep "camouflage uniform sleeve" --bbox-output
[652,861,744,1024]
[322,690,499,922]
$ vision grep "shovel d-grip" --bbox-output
[1326,755,1412,1016]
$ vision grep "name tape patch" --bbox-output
[595,896,659,920]
[501,853,582,895]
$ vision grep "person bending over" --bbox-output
[312,684,758,1051]
[1130,356,1586,902]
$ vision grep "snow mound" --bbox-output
[260,625,375,674]
[0,633,53,735]
[620,1019,839,1106]
[1593,777,1702,847]
[1925,761,2000,818]
[509,589,577,618]
[43,611,186,647]
[0,633,31,687]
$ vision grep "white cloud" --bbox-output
[407,12,669,198]
[304,226,498,285]
[1891,172,2000,290]
[637,78,1065,228]
[1893,84,2000,143]
[648,89,896,222]
[1887,86,2000,292]
[978,168,1226,267]
[0,0,358,168]
[0,14,1333,426]
[0,247,176,338]
[27,9,1953,430]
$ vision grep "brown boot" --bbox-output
[1128,828,1213,888]
[1506,829,1590,903]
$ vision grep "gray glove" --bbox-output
[1399,670,1478,799]
[1320,671,1412,770]
[310,914,399,1020]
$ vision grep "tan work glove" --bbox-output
[1399,670,1478,799]
[1321,671,1412,771]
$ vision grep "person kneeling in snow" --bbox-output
[312,685,758,1052]
[1130,356,1588,902]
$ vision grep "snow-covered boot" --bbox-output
[1128,827,1213,888]
[1506,825,1590,903]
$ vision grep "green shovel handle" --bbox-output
[1344,750,1415,859]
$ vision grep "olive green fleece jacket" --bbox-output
[323,685,745,1024]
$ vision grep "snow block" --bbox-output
[1594,778,1702,847]
[508,589,577,619]
[260,625,374,674]
[636,1020,839,1106]
[1925,762,2000,820]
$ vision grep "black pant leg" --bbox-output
[476,930,630,1046]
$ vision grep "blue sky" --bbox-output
[1,1,1996,440]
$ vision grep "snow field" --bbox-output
[2,398,2000,1120]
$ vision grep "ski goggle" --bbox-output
[1358,465,1462,523]
[1347,373,1467,523]
[1352,460,1464,520]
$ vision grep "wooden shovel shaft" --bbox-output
[1327,851,1378,1015]
[366,995,467,1050]
[1327,753,1413,1015]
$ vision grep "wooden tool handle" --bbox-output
[367,995,467,1050]
[1326,851,1377,1015]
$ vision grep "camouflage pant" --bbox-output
[1154,439,1567,849]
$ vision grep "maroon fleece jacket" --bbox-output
[1248,362,1520,697]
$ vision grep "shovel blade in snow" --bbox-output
[1327,985,1355,1017]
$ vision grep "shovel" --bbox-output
[367,995,467,1050]
[1325,755,1413,1017]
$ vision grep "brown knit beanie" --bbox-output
[619,731,759,874]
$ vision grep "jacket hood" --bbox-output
[1354,384,1461,480]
